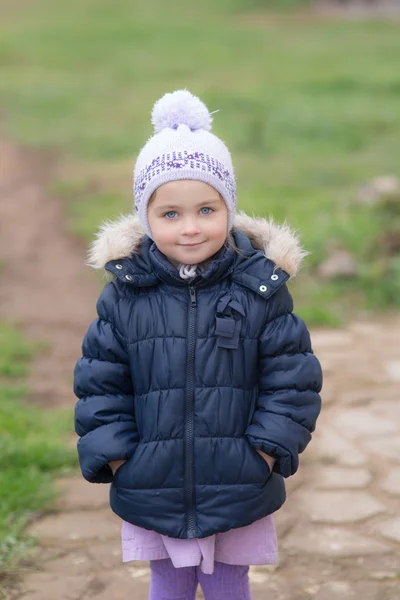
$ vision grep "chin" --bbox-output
[177,247,212,264]
[165,240,223,265]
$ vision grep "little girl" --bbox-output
[74,89,323,600]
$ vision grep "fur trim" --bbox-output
[234,212,308,278]
[87,211,308,278]
[86,213,144,270]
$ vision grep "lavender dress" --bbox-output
[121,515,278,574]
[121,263,279,575]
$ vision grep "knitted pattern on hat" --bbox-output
[133,89,236,239]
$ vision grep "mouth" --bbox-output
[179,241,206,247]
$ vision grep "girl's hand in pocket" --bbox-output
[256,450,275,472]
[109,460,127,475]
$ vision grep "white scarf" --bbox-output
[178,263,199,280]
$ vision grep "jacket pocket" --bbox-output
[254,448,271,482]
[245,438,271,484]
[113,449,137,487]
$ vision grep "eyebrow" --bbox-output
[156,199,221,211]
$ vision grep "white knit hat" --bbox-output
[133,89,236,239]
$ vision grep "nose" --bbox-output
[180,217,201,237]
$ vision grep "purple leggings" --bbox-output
[149,558,252,600]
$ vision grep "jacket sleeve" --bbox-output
[245,283,322,478]
[73,281,139,483]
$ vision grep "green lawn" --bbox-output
[1,1,400,323]
[0,323,76,579]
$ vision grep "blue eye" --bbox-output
[164,211,178,219]
[200,207,213,215]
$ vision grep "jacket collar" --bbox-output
[148,236,238,288]
[86,212,308,297]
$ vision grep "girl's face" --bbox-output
[147,180,228,267]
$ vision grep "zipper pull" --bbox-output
[189,286,197,307]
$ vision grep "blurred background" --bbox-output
[1,1,399,598]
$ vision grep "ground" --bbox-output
[0,137,399,599]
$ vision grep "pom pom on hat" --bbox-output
[151,89,213,134]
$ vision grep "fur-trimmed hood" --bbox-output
[87,212,308,278]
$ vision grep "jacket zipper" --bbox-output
[185,285,197,538]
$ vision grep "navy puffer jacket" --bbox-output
[74,212,322,539]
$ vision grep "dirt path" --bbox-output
[315,0,400,19]
[1,137,399,599]
[0,137,100,407]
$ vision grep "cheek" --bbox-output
[206,216,228,240]
[150,221,176,246]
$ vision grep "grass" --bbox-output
[0,0,400,323]
[0,323,77,580]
